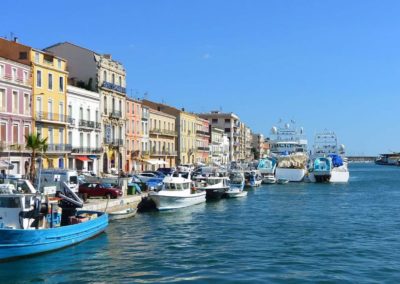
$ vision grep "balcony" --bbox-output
[47,144,72,152]
[150,148,178,156]
[149,128,178,137]
[109,110,122,119]
[142,112,149,120]
[0,74,31,87]
[196,130,209,136]
[101,81,126,94]
[79,119,96,128]
[35,112,71,124]
[72,147,103,154]
[67,117,75,125]
[0,142,28,152]
[197,146,210,152]
[103,138,124,147]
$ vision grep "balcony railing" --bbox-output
[72,147,103,154]
[197,146,210,152]
[103,138,124,146]
[149,128,178,136]
[0,142,28,152]
[109,110,122,119]
[101,81,126,94]
[47,144,72,152]
[150,150,178,156]
[78,119,97,128]
[0,74,31,86]
[196,130,210,136]
[35,112,71,124]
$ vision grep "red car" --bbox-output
[79,183,122,199]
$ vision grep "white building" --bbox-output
[66,85,101,174]
[210,127,230,165]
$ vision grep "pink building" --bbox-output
[0,56,33,175]
[125,97,142,173]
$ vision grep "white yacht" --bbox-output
[194,175,230,200]
[149,174,206,210]
[257,157,277,184]
[244,170,263,187]
[308,130,350,183]
[270,121,308,182]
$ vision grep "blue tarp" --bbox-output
[329,154,343,167]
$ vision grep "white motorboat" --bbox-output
[226,172,247,198]
[194,175,230,200]
[149,174,206,210]
[270,120,308,182]
[308,130,350,183]
[108,206,137,221]
[257,157,277,184]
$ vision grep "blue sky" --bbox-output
[2,0,399,155]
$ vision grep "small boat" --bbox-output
[108,206,137,221]
[226,172,247,198]
[277,179,289,184]
[263,176,276,184]
[257,157,277,184]
[0,179,108,261]
[244,170,262,187]
[149,174,206,210]
[194,176,230,200]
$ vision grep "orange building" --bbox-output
[125,97,142,173]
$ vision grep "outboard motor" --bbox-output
[56,182,84,226]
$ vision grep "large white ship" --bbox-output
[270,120,308,182]
[308,130,350,183]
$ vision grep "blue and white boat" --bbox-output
[257,157,277,184]
[226,172,247,198]
[0,180,108,261]
[308,130,350,183]
[244,170,262,188]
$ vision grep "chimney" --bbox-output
[181,108,185,112]
[13,37,18,43]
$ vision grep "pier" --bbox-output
[82,193,147,213]
[347,156,377,163]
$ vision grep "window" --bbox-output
[19,52,27,60]
[12,68,17,81]
[12,91,18,112]
[225,128,231,132]
[0,89,5,111]
[112,74,115,84]
[48,100,53,120]
[35,52,40,63]
[48,73,53,90]
[68,131,72,145]
[0,122,6,141]
[119,76,122,86]
[12,124,18,143]
[112,98,115,112]
[119,100,122,112]
[48,128,53,144]
[24,125,30,140]
[95,110,99,123]
[36,70,42,87]
[68,105,72,118]
[95,134,99,148]
[57,59,62,69]
[36,126,42,138]
[0,65,4,77]
[24,93,29,114]
[59,76,64,92]
[80,133,83,147]
[103,96,107,113]
[59,129,64,144]
[224,119,230,123]
[79,107,83,120]
[23,71,28,83]
[59,102,64,121]
[87,108,90,121]
[87,133,90,148]
[119,126,122,139]
[103,70,107,82]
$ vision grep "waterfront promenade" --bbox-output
[82,193,146,213]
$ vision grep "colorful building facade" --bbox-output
[195,117,210,164]
[125,97,142,172]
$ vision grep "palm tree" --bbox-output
[25,133,48,182]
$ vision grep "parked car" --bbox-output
[79,183,122,199]
[157,167,175,176]
[137,172,164,183]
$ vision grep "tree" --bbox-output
[25,133,48,182]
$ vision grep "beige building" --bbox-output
[148,108,177,169]
[142,100,197,165]
[252,133,265,159]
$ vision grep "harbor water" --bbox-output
[1,163,400,283]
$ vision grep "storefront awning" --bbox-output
[143,159,167,165]
[76,156,91,162]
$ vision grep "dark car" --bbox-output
[79,183,122,199]
[157,168,175,176]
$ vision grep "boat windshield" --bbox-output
[207,179,222,185]
[164,182,190,190]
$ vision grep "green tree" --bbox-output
[25,133,48,182]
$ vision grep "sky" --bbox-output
[2,0,400,155]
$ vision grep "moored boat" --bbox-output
[244,170,262,187]
[226,172,247,198]
[194,176,230,200]
[108,206,137,221]
[149,174,206,210]
[257,157,277,184]
[0,180,108,261]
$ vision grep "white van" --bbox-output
[37,169,79,193]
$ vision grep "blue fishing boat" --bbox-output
[0,180,108,261]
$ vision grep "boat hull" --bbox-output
[308,170,349,183]
[0,211,108,261]
[108,208,137,221]
[205,187,228,200]
[149,192,206,211]
[275,168,306,182]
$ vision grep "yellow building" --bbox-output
[31,49,69,168]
